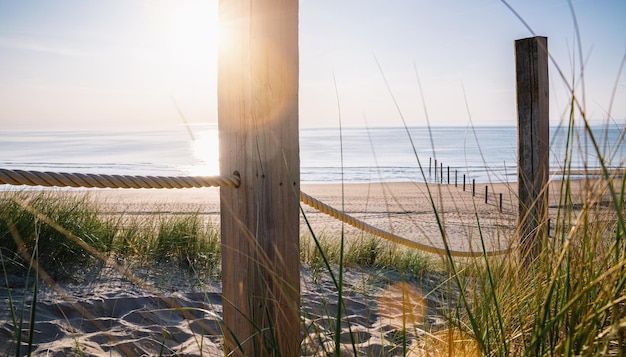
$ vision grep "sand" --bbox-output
[0,179,617,355]
[80,180,522,252]
[75,179,602,252]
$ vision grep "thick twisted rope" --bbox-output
[1,168,510,257]
[0,168,240,189]
[300,191,511,257]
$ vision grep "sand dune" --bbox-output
[1,179,616,355]
[1,264,456,356]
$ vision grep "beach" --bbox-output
[81,179,604,252]
[86,180,519,251]
[0,178,618,355]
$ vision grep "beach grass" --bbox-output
[301,233,434,277]
[1,191,436,285]
[0,192,116,279]
[0,192,222,282]
[449,131,626,356]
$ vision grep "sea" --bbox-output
[1,124,624,187]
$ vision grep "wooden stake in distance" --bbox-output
[515,36,549,261]
[218,1,300,355]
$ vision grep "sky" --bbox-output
[0,0,624,130]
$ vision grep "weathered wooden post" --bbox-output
[440,162,443,184]
[516,36,549,260]
[218,1,300,355]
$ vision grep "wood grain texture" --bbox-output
[515,36,549,259]
[218,1,300,355]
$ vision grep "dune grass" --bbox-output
[0,191,222,283]
[301,233,434,278]
[0,191,432,284]
[443,128,626,356]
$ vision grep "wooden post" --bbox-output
[455,170,458,187]
[440,162,443,184]
[499,193,503,212]
[434,159,437,181]
[516,36,549,260]
[548,218,551,236]
[463,174,466,191]
[447,166,450,184]
[485,185,488,204]
[429,157,432,176]
[472,179,476,196]
[218,1,300,355]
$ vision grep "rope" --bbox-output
[0,168,510,257]
[300,191,511,258]
[0,168,240,189]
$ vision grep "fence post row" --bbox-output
[515,36,550,261]
[218,1,300,356]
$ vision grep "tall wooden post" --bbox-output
[218,1,300,355]
[516,36,549,260]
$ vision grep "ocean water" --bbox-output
[1,125,624,186]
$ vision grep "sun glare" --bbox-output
[189,128,220,176]
[145,1,219,82]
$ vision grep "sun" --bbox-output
[145,1,219,80]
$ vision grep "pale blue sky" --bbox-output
[0,0,624,130]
